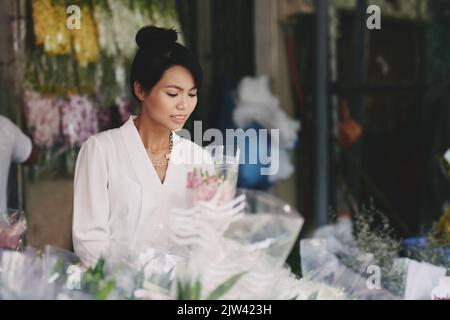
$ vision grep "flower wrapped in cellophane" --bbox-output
[168,189,308,299]
[301,213,449,300]
[186,145,239,208]
[0,245,84,300]
[0,210,27,251]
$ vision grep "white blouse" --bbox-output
[72,115,213,266]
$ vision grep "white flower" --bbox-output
[444,149,450,165]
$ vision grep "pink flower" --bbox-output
[186,168,237,208]
[24,91,61,148]
[61,95,99,147]
[187,172,202,188]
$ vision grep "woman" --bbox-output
[73,26,213,266]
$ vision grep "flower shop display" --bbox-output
[23,0,181,159]
[23,89,132,174]
[0,183,313,300]
[301,203,450,300]
[2,186,448,300]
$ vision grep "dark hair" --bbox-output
[130,26,203,101]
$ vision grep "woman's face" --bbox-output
[135,65,198,131]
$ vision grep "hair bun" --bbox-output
[136,26,178,49]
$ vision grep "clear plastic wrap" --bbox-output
[170,189,305,300]
[186,145,239,208]
[300,239,399,300]
[302,219,448,300]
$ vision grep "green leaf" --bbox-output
[95,280,116,300]
[191,279,202,300]
[206,272,247,300]
[176,281,185,300]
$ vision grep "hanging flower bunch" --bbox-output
[61,95,100,147]
[26,0,181,116]
[107,0,147,59]
[71,5,100,67]
[24,90,62,149]
[93,2,118,57]
[32,0,71,55]
[24,90,131,150]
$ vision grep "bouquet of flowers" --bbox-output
[168,189,306,300]
[0,189,358,300]
[303,204,450,300]
[186,146,239,208]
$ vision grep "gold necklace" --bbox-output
[146,132,173,169]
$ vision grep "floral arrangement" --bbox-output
[186,166,238,209]
[26,0,182,105]
[351,204,407,296]
[0,189,335,300]
[24,90,101,150]
[304,201,450,300]
[23,89,133,174]
[24,89,133,149]
[23,0,184,175]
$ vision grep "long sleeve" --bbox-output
[72,136,110,266]
[11,125,32,164]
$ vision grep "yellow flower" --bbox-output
[70,6,100,67]
[32,0,71,55]
[31,0,51,45]
[434,207,450,245]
